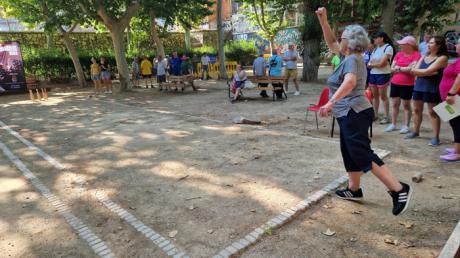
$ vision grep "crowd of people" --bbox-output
[128,52,211,90]
[90,52,212,93]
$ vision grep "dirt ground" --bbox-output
[0,67,459,258]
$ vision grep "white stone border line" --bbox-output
[95,191,189,258]
[0,120,65,169]
[0,120,188,258]
[212,151,391,258]
[439,219,460,258]
[0,119,190,257]
[211,176,348,258]
[0,141,116,258]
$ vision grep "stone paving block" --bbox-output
[101,253,115,258]
[218,249,231,257]
[211,255,223,258]
[150,234,161,241]
[97,248,111,257]
[91,241,105,250]
[167,248,179,256]
[94,245,107,255]
[89,238,102,246]
[244,234,257,244]
[158,240,171,248]
[232,241,245,251]
[239,238,250,247]
[254,227,264,235]
[153,237,164,245]
[225,245,238,255]
[162,243,175,252]
[174,252,187,258]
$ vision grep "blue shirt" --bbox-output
[284,50,298,69]
[253,57,266,76]
[414,58,443,94]
[171,57,181,75]
[268,55,283,76]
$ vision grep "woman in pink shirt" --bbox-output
[386,36,421,133]
[439,39,460,162]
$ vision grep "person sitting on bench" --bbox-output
[231,64,247,103]
[269,49,285,100]
[253,53,269,98]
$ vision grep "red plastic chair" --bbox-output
[304,87,330,133]
[330,89,374,138]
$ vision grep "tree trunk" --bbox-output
[110,26,130,91]
[217,0,227,79]
[149,10,165,57]
[381,0,396,38]
[301,0,321,82]
[184,27,191,51]
[302,39,320,81]
[60,32,86,87]
[269,37,275,55]
[46,33,53,49]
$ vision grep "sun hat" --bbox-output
[397,36,417,46]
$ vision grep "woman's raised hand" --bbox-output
[315,7,327,20]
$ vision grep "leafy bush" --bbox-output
[20,40,257,81]
[224,40,258,66]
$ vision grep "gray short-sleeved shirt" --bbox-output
[326,54,372,118]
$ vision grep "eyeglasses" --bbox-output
[338,37,348,43]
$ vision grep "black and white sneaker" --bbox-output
[388,182,412,216]
[335,188,363,201]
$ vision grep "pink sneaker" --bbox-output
[444,148,456,154]
[440,153,460,162]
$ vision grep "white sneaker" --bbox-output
[384,124,396,132]
[294,91,300,96]
[399,125,410,134]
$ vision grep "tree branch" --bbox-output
[120,0,141,28]
[251,0,264,30]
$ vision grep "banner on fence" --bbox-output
[0,41,26,92]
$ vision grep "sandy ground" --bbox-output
[0,67,459,257]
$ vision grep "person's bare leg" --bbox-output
[379,87,390,118]
[427,103,441,139]
[371,87,380,117]
[371,162,402,192]
[348,172,363,191]
[391,97,401,126]
[293,78,299,92]
[402,99,412,127]
[234,88,241,101]
[412,100,424,134]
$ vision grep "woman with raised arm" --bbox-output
[316,7,412,216]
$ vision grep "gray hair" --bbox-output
[344,25,370,52]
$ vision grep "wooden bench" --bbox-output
[26,76,48,101]
[161,75,196,92]
[227,75,288,101]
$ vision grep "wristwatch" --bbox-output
[447,92,456,97]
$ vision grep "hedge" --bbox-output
[20,40,258,81]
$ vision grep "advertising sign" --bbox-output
[0,41,26,92]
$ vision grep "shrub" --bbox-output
[224,40,258,66]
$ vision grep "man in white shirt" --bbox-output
[156,55,168,91]
[283,44,300,95]
[201,53,211,80]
